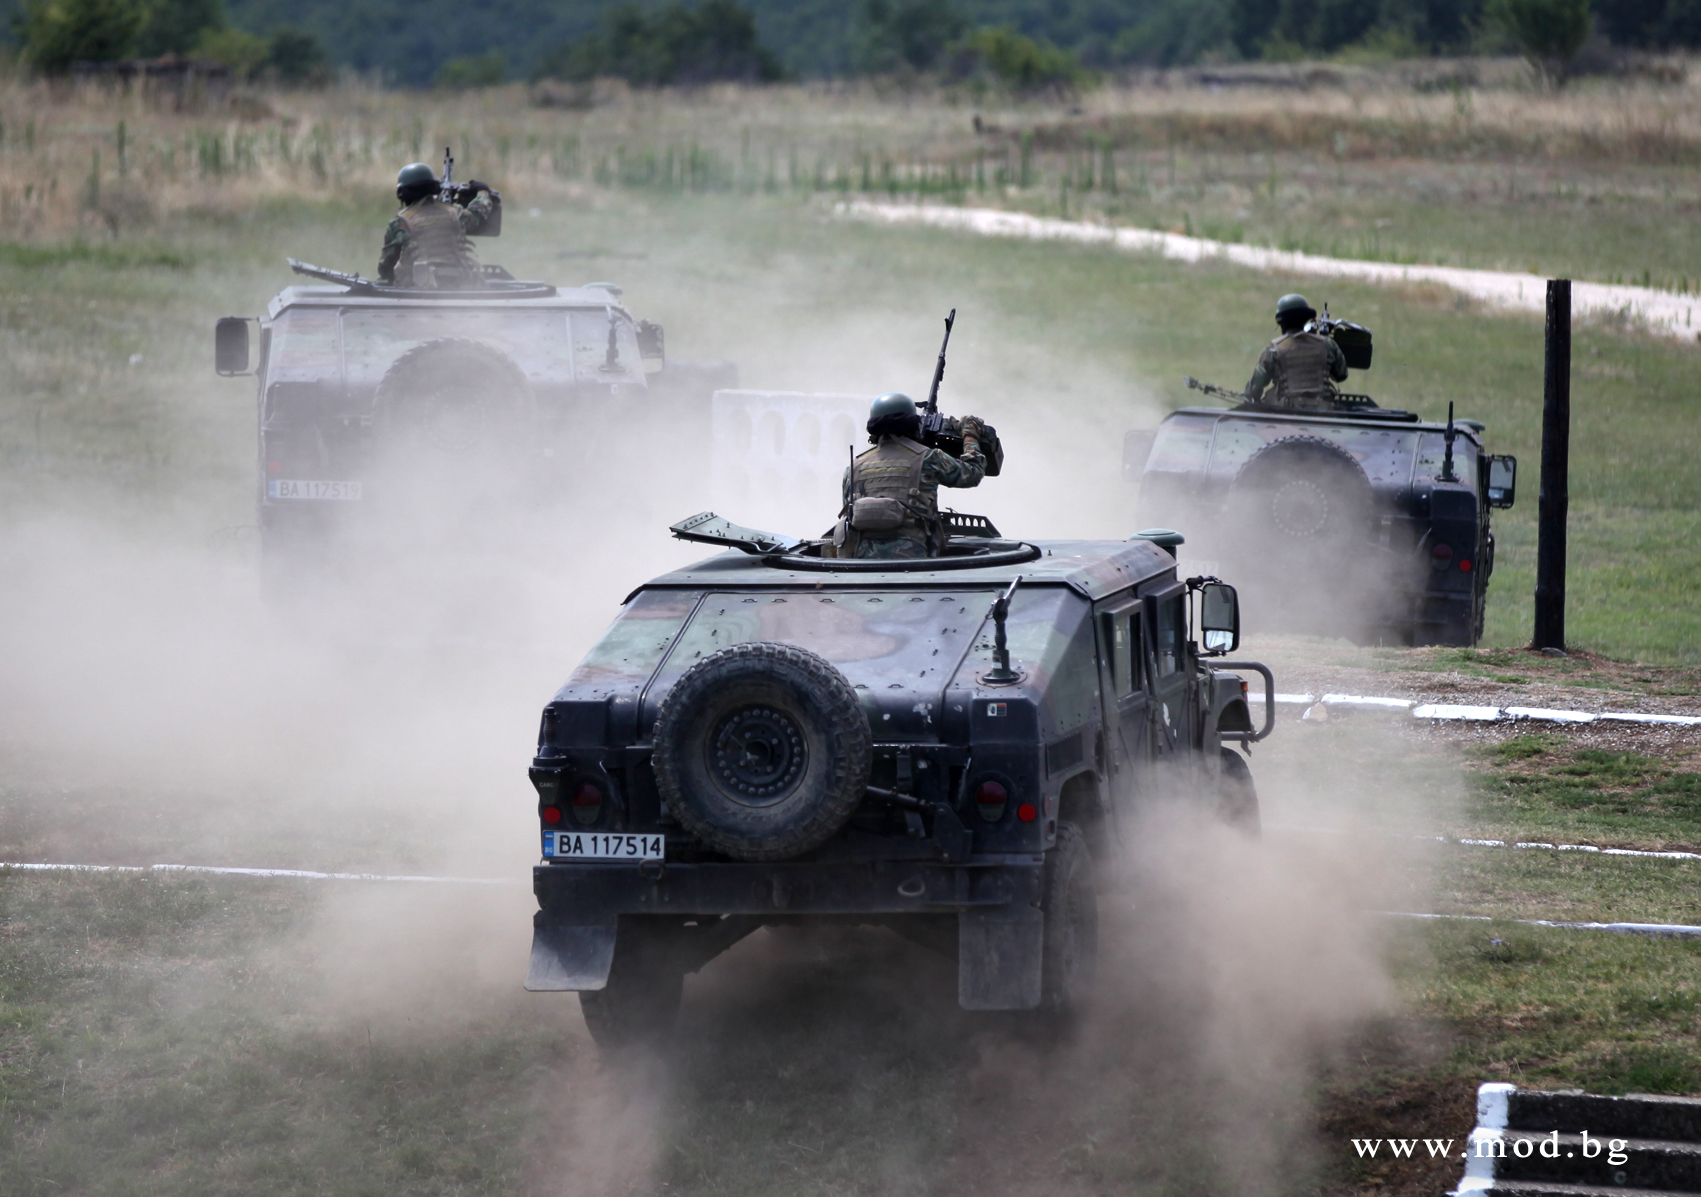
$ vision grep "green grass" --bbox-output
[1459,736,1701,847]
[0,871,557,1196]
[1394,920,1701,1092]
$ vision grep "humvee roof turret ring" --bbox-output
[765,540,1042,572]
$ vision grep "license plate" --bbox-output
[544,831,664,861]
[268,480,362,500]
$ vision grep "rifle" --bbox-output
[918,308,1004,476]
[1184,376,1245,402]
[288,257,381,294]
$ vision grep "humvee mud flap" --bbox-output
[525,922,616,991]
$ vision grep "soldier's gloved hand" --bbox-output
[464,179,491,194]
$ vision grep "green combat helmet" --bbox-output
[395,162,438,203]
[869,391,917,420]
[1275,292,1317,322]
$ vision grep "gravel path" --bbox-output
[842,201,1701,342]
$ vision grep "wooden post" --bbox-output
[1533,279,1571,652]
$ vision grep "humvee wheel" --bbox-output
[652,642,873,862]
[1216,748,1261,833]
[578,921,686,1053]
[1039,822,1098,1017]
[1228,436,1373,551]
[372,337,530,454]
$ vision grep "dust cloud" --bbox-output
[0,197,1441,1196]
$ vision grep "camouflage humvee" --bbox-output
[1124,401,1517,647]
[523,514,1275,1050]
[213,262,734,577]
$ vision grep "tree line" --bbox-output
[4,0,1695,86]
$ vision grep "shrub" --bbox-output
[436,50,506,90]
[18,0,144,72]
[855,0,968,73]
[946,25,1094,93]
[1490,0,1593,85]
[533,0,784,86]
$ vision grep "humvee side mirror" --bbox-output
[215,317,251,376]
[1487,455,1516,508]
[1199,582,1240,654]
[637,320,665,375]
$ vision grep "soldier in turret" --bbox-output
[836,392,987,559]
[377,162,495,288]
[1244,293,1348,408]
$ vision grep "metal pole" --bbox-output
[1533,279,1571,652]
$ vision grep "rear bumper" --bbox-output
[527,856,1048,1009]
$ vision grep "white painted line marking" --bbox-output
[1265,695,1697,725]
[1322,693,1414,709]
[1266,824,1701,860]
[1504,706,1596,723]
[842,201,1701,341]
[1381,911,1701,938]
[2,862,522,884]
[1413,703,1505,721]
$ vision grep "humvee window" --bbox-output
[1130,615,1146,689]
[1108,613,1132,696]
[1146,413,1216,473]
[1415,430,1479,488]
[1155,595,1184,677]
[569,310,644,382]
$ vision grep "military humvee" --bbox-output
[523,514,1275,1050]
[1125,401,1517,648]
[213,262,733,574]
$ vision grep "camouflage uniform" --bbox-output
[1244,330,1348,408]
[840,434,986,559]
[377,191,494,286]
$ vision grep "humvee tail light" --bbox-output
[541,806,562,825]
[1431,544,1454,571]
[571,783,604,826]
[1016,802,1039,823]
[974,779,1008,822]
[1460,559,1473,572]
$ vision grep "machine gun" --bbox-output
[1184,376,1245,402]
[1306,303,1373,370]
[920,309,1004,476]
[439,146,503,237]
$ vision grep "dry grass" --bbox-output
[5,60,1701,246]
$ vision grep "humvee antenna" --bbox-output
[984,575,1022,685]
[924,308,956,415]
[1440,400,1458,482]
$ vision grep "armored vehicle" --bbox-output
[1125,399,1517,648]
[523,514,1275,1050]
[213,262,733,575]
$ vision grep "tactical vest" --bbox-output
[1270,331,1334,404]
[397,197,475,286]
[849,436,936,540]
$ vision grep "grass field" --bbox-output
[2,69,1701,1196]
